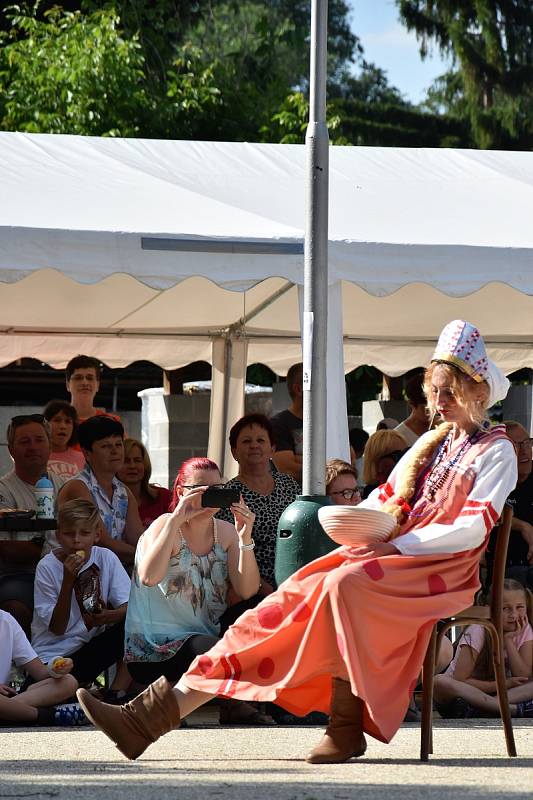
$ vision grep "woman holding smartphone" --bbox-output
[122,456,273,725]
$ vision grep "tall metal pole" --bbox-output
[302,0,329,496]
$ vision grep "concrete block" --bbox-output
[169,422,209,448]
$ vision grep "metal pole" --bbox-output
[302,0,329,496]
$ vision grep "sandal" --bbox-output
[218,700,277,726]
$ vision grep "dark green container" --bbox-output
[274,494,335,586]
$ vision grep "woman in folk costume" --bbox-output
[77,320,518,763]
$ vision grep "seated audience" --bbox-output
[0,414,68,634]
[44,400,85,479]
[361,429,408,499]
[0,607,81,726]
[434,579,533,718]
[486,420,533,590]
[124,457,273,725]
[66,355,120,426]
[326,459,361,506]
[217,414,300,594]
[117,439,171,528]
[395,371,430,446]
[58,416,143,565]
[270,363,303,482]
[31,499,131,699]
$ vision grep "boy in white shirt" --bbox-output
[31,499,131,696]
[0,609,80,725]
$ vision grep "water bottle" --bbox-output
[34,474,54,519]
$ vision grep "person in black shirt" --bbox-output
[270,363,303,483]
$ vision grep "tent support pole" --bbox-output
[302,0,329,496]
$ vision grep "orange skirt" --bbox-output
[183,546,480,742]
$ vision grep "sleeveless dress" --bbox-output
[183,427,517,743]
[124,519,228,663]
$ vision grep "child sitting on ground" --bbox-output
[434,578,533,718]
[0,608,80,725]
[31,499,132,700]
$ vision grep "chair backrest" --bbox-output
[490,504,514,629]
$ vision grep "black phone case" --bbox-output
[201,488,240,508]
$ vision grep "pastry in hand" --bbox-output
[49,656,73,676]
[75,550,85,558]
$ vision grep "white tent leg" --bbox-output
[326,281,350,462]
[208,336,248,479]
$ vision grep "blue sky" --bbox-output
[348,1,451,103]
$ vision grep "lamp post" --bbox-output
[275,0,334,585]
[302,0,329,495]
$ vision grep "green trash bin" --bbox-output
[274,494,335,586]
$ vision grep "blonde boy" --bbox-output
[31,499,131,694]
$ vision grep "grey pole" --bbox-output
[302,0,329,496]
[274,0,334,587]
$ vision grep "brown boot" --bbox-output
[306,678,367,764]
[76,676,180,760]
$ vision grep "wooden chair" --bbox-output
[420,504,517,760]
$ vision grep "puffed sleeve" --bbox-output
[393,438,517,555]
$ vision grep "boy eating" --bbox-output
[0,608,80,725]
[31,499,131,697]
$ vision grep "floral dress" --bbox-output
[124,519,228,663]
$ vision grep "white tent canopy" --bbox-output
[2,132,533,372]
[3,132,533,469]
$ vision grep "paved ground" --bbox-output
[1,712,532,800]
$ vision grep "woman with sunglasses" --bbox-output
[121,456,274,726]
[361,430,409,499]
[78,320,517,766]
[326,459,361,506]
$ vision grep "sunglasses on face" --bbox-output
[179,483,227,489]
[329,488,361,501]
[513,438,533,451]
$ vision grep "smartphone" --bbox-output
[201,487,241,509]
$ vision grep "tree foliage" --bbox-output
[0,4,221,136]
[397,1,533,148]
[0,0,475,150]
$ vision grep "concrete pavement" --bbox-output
[1,714,532,799]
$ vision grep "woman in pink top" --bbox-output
[76,320,519,764]
[435,578,533,718]
[44,400,85,479]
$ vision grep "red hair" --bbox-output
[169,457,220,511]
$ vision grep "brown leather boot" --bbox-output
[77,676,180,760]
[306,678,367,764]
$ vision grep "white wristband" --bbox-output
[239,538,255,551]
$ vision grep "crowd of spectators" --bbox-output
[0,354,531,727]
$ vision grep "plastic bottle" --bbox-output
[34,474,54,519]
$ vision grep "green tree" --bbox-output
[264,63,470,148]
[397,1,533,148]
[0,4,220,137]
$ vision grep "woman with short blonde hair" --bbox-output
[362,430,408,494]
